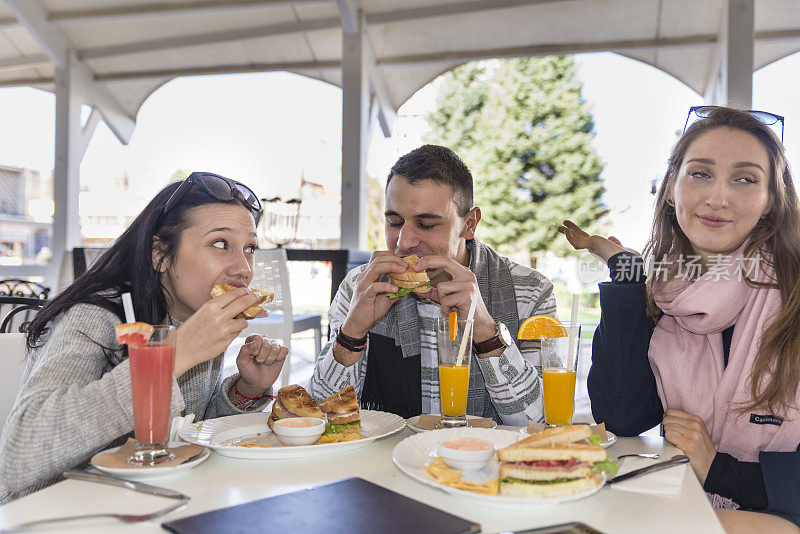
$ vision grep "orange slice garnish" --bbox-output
[518,315,568,339]
[448,311,458,341]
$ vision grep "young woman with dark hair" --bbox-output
[0,172,288,502]
[561,107,800,533]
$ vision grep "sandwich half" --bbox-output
[496,425,617,498]
[267,385,324,431]
[386,254,430,299]
[211,282,274,319]
[318,385,361,442]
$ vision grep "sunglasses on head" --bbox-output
[160,172,263,225]
[683,105,785,142]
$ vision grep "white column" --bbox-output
[340,12,370,250]
[50,51,84,284]
[704,0,754,108]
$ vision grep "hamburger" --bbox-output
[496,425,617,498]
[267,385,324,431]
[386,254,430,299]
[211,282,274,319]
[318,385,361,442]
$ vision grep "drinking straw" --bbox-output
[567,294,579,370]
[121,292,136,323]
[455,293,478,367]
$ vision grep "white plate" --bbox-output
[90,442,210,481]
[406,415,498,433]
[392,427,606,507]
[179,410,405,459]
[518,427,617,448]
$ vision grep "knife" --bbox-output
[605,454,689,485]
[63,469,190,500]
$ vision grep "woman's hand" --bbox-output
[235,334,288,395]
[663,409,717,485]
[557,220,632,263]
[172,287,263,377]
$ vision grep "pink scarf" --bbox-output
[649,245,800,462]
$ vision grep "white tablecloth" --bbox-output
[0,427,725,533]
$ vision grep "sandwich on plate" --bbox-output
[495,425,617,498]
[210,282,274,319]
[318,385,361,443]
[386,254,430,299]
[267,385,324,431]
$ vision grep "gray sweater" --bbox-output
[0,302,268,502]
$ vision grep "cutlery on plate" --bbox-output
[605,454,689,486]
[64,469,190,500]
[616,453,660,460]
[0,499,186,533]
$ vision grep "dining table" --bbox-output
[0,424,725,534]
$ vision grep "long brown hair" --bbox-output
[645,107,800,416]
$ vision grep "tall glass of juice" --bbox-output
[128,325,176,466]
[541,323,580,426]
[436,317,472,429]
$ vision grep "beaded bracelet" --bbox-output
[232,381,274,408]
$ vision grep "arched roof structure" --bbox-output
[0,0,795,282]
[2,1,799,130]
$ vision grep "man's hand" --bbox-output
[340,252,407,339]
[173,287,264,377]
[663,408,717,485]
[413,255,496,350]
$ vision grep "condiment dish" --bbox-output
[272,417,325,446]
[436,437,494,470]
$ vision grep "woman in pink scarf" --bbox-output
[560,107,800,534]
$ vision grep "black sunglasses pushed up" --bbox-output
[160,172,263,225]
[683,105,785,142]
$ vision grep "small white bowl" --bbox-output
[436,437,495,471]
[272,417,325,446]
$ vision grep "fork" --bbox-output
[616,453,660,460]
[0,500,187,533]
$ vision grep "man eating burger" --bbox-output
[309,145,556,425]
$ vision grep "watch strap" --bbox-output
[473,323,507,354]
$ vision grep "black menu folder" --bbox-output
[161,477,481,534]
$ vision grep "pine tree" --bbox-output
[426,56,606,260]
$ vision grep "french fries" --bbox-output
[423,457,499,496]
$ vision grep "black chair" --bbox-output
[0,280,50,334]
[0,279,50,299]
[0,296,46,334]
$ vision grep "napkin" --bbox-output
[169,413,196,442]
[609,456,686,498]
[415,414,494,430]
[92,438,205,469]
[526,421,609,442]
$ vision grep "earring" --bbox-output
[666,199,675,207]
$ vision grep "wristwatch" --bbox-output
[473,322,513,355]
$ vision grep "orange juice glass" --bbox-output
[541,322,580,426]
[436,317,472,429]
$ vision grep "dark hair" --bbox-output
[26,179,257,351]
[387,144,474,217]
[646,106,800,416]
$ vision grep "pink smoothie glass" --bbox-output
[128,325,176,466]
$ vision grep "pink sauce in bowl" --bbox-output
[440,438,493,452]
[278,417,319,428]
[437,436,495,471]
[271,417,325,446]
